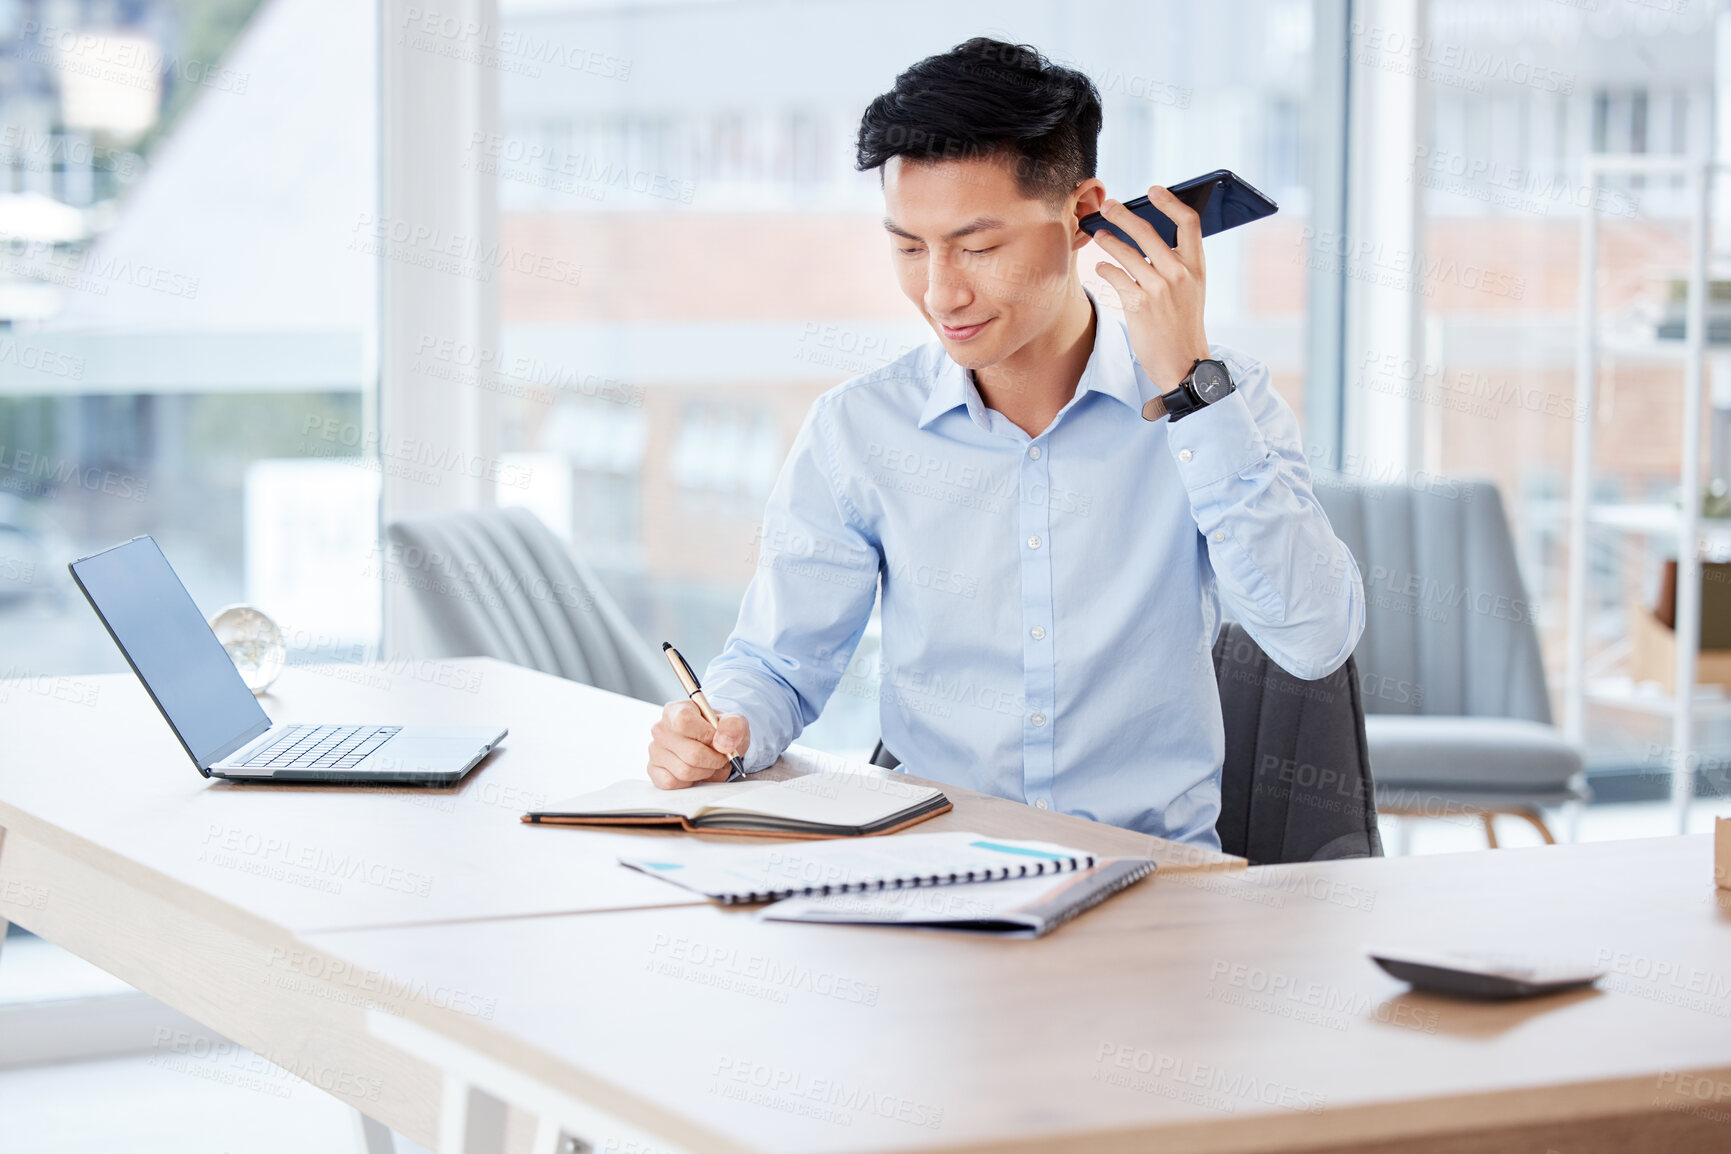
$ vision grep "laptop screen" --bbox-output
[70,536,270,769]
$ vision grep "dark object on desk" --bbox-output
[870,622,1382,865]
[1316,477,1588,847]
[1653,557,1731,648]
[1370,948,1602,1000]
[69,536,504,784]
[386,507,680,704]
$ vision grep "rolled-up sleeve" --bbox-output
[702,397,883,770]
[1165,345,1365,680]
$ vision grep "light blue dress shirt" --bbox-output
[704,296,1365,848]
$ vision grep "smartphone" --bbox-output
[1079,169,1279,255]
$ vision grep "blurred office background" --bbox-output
[0,0,1724,822]
[1,2,1727,1148]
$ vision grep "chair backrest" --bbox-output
[869,623,1382,864]
[385,506,679,705]
[1314,477,1551,724]
[1211,621,1382,864]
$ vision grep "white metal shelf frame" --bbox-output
[1565,154,1711,836]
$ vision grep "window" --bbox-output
[483,0,1321,756]
[0,0,380,677]
[1409,0,1711,785]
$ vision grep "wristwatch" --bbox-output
[1142,358,1235,422]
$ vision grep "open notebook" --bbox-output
[523,774,951,838]
[619,831,1100,904]
[760,858,1155,938]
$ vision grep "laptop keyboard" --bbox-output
[236,725,402,769]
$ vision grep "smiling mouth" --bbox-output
[938,318,993,341]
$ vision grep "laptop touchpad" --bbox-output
[375,734,488,775]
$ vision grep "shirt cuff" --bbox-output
[1164,389,1269,488]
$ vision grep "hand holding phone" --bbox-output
[1088,186,1214,393]
[1079,169,1278,255]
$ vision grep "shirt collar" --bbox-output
[918,350,979,430]
[1076,291,1152,414]
[917,289,1149,431]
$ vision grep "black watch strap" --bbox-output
[1142,359,1207,423]
[1141,386,1197,422]
[1143,358,1231,423]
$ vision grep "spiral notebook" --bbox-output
[762,858,1156,938]
[618,831,1100,905]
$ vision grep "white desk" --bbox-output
[323,835,1731,1154]
[0,657,1233,1144]
[10,659,1727,1152]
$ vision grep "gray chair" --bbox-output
[385,506,679,704]
[872,622,1383,864]
[1314,476,1589,845]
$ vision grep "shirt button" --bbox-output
[1030,625,1046,640]
[1035,799,1049,810]
[1028,445,1042,460]
[1213,530,1225,543]
[1178,449,1194,463]
[1027,535,1042,550]
[1031,712,1047,727]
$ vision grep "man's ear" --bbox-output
[1069,178,1108,250]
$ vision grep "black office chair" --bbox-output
[1211,622,1382,863]
[869,622,1382,865]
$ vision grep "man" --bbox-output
[644,38,1364,848]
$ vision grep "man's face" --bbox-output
[882,155,1091,372]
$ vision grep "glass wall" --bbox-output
[1409,0,1718,795]
[486,0,1319,756]
[0,0,378,680]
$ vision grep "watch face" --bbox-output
[1191,360,1233,404]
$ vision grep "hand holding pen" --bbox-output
[646,642,751,790]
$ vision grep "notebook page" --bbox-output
[532,777,786,820]
[620,831,1095,903]
[762,859,1154,932]
[762,870,1069,925]
[533,773,939,826]
[698,772,942,826]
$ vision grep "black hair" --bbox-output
[855,37,1103,204]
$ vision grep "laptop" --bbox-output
[69,535,506,784]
